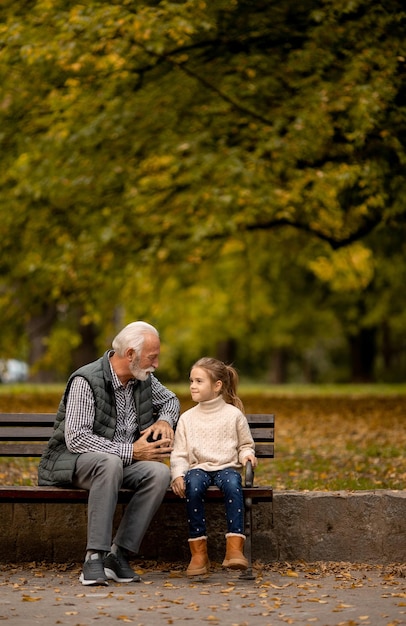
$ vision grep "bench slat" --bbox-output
[0,485,273,504]
[246,414,275,425]
[0,413,274,427]
[0,426,54,440]
[0,414,56,427]
[0,443,47,456]
[249,427,274,441]
[254,443,275,457]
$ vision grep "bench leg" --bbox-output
[239,497,255,580]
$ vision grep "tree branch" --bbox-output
[134,40,273,126]
[241,215,383,249]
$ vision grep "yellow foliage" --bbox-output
[308,243,374,291]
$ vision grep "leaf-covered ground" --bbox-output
[0,391,405,490]
[242,394,406,490]
[0,559,405,625]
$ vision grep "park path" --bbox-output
[0,560,405,625]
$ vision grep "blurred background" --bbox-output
[1,0,405,385]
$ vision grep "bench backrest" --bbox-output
[0,412,274,458]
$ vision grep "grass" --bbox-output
[173,382,406,397]
[0,384,405,491]
[2,382,406,396]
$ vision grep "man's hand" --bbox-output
[133,428,173,461]
[142,420,175,445]
[171,476,186,498]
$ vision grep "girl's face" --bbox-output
[189,367,222,403]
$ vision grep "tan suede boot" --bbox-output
[222,533,248,570]
[186,537,210,576]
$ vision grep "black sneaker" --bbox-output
[79,553,108,586]
[104,549,141,583]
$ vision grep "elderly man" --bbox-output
[38,321,180,586]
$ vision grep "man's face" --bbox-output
[129,334,160,381]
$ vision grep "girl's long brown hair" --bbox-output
[192,357,244,412]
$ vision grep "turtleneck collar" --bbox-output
[197,395,226,413]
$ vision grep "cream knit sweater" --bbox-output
[170,395,255,481]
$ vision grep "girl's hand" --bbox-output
[171,476,186,498]
[243,454,258,468]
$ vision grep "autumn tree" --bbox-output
[0,0,405,381]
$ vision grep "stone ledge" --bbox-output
[0,490,404,564]
[272,489,405,564]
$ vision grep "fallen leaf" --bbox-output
[391,592,406,598]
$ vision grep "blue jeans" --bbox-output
[185,468,244,538]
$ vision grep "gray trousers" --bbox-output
[72,452,170,554]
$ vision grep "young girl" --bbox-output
[171,357,257,576]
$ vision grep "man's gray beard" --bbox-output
[129,362,155,381]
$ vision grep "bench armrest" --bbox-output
[244,459,254,487]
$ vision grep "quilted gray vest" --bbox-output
[38,351,154,486]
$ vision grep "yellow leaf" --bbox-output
[286,570,299,578]
[22,595,41,602]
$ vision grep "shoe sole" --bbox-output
[79,573,108,586]
[186,566,210,576]
[104,568,141,583]
[222,560,248,569]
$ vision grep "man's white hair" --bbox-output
[112,321,159,357]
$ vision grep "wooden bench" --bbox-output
[0,412,274,578]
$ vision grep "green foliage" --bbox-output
[0,0,405,381]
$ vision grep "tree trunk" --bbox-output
[26,306,58,382]
[381,321,392,370]
[71,321,99,371]
[268,348,288,384]
[349,327,377,383]
[216,339,237,364]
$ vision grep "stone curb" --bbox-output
[0,490,404,564]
